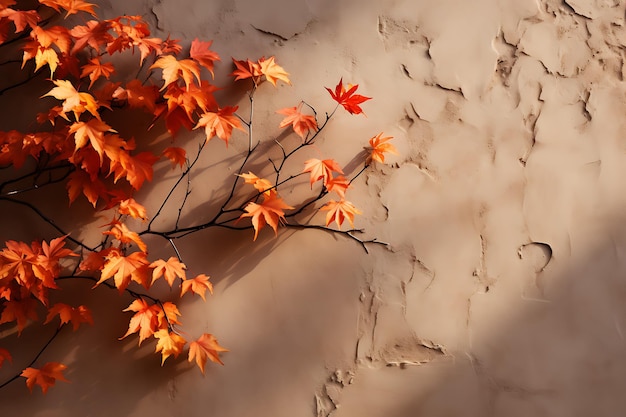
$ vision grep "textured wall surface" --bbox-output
[3,0,626,416]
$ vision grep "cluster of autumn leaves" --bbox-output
[0,0,397,394]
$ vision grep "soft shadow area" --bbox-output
[331,229,626,416]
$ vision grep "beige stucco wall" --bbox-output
[3,0,626,415]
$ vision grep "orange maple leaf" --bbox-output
[150,55,200,91]
[239,193,293,240]
[21,362,69,394]
[238,171,273,195]
[302,158,344,187]
[190,38,220,77]
[276,104,317,139]
[70,19,113,54]
[112,79,159,112]
[326,78,371,115]
[0,298,38,335]
[188,333,228,373]
[102,220,147,252]
[181,274,213,301]
[194,106,244,145]
[0,8,39,32]
[109,151,158,190]
[43,80,99,120]
[366,132,397,164]
[80,57,115,88]
[120,298,160,345]
[39,0,97,17]
[320,199,362,229]
[69,119,116,161]
[324,175,351,198]
[156,301,181,329]
[0,348,11,368]
[154,329,186,365]
[44,303,93,331]
[230,58,262,82]
[150,257,186,287]
[96,250,150,292]
[258,56,290,86]
[118,198,148,221]
[66,169,108,207]
[162,146,186,169]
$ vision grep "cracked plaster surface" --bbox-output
[4,0,626,416]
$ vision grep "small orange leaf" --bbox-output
[259,56,290,86]
[366,132,397,164]
[154,329,186,365]
[325,175,351,198]
[190,38,220,77]
[276,104,317,139]
[194,106,244,145]
[302,158,344,187]
[320,199,362,229]
[188,333,228,373]
[230,58,261,82]
[239,193,293,240]
[44,303,93,331]
[150,55,200,91]
[238,171,273,195]
[118,198,148,221]
[181,274,213,301]
[21,362,69,394]
[162,146,186,169]
[96,250,150,292]
[150,257,186,287]
[120,298,160,345]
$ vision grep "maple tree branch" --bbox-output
[284,223,388,254]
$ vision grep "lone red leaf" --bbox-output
[21,362,69,394]
[325,78,371,115]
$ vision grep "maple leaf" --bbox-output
[366,132,397,164]
[120,298,160,345]
[181,274,213,301]
[194,106,244,145]
[118,198,148,221]
[69,119,116,161]
[21,362,69,394]
[66,169,108,207]
[190,38,220,77]
[320,199,362,229]
[230,58,261,82]
[325,175,351,198]
[188,333,228,373]
[150,55,201,91]
[150,257,186,287]
[96,250,150,292]
[302,158,344,187]
[33,235,77,283]
[40,0,97,17]
[33,47,59,77]
[80,57,115,88]
[162,146,186,169]
[259,56,290,86]
[44,303,93,331]
[0,348,11,368]
[102,220,147,252]
[156,301,181,328]
[0,298,38,335]
[325,78,371,115]
[0,8,39,32]
[238,171,273,196]
[276,104,317,139]
[0,239,38,288]
[109,151,158,190]
[239,193,293,240]
[70,19,113,54]
[113,79,159,112]
[43,80,99,120]
[154,329,186,365]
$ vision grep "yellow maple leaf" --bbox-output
[154,329,186,365]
